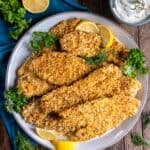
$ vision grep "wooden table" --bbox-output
[0,0,150,150]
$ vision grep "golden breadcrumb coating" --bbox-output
[45,95,140,141]
[18,51,93,86]
[40,64,122,113]
[60,30,102,57]
[22,99,47,127]
[17,72,56,98]
[50,18,81,38]
[18,46,56,76]
[66,95,140,141]
[107,39,129,66]
[22,95,140,141]
[110,39,128,53]
[22,64,141,128]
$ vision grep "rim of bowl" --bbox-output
[109,0,150,26]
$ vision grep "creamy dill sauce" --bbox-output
[113,0,150,23]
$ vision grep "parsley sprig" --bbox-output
[16,131,35,150]
[123,48,148,78]
[131,133,150,146]
[0,0,31,40]
[4,87,28,113]
[84,50,108,65]
[30,31,58,52]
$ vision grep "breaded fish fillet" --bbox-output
[22,65,141,120]
[22,95,140,141]
[17,72,56,98]
[45,95,140,141]
[50,18,81,38]
[22,65,141,132]
[39,64,122,113]
[18,46,56,76]
[38,64,140,114]
[18,51,93,86]
[60,30,102,57]
[22,99,47,126]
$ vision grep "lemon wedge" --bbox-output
[36,128,78,150]
[36,128,59,140]
[51,140,79,150]
[22,0,49,13]
[75,20,99,34]
[97,25,114,48]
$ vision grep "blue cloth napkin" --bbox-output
[0,0,89,149]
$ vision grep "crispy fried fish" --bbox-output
[18,51,93,86]
[39,64,122,113]
[60,30,102,57]
[55,95,140,141]
[50,18,81,38]
[22,64,140,116]
[22,95,140,141]
[39,64,141,113]
[22,65,141,134]
[17,72,56,98]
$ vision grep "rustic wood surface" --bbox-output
[0,0,150,150]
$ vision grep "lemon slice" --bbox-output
[97,25,114,48]
[75,20,99,34]
[51,140,79,150]
[36,128,78,150]
[22,0,49,13]
[36,128,60,140]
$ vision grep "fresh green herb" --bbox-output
[5,100,12,113]
[84,50,108,65]
[143,112,150,129]
[131,133,150,146]
[4,87,28,113]
[0,0,31,40]
[123,48,148,78]
[16,131,35,150]
[30,31,58,52]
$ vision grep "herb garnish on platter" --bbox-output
[4,87,28,113]
[0,0,31,40]
[30,31,58,52]
[123,48,148,78]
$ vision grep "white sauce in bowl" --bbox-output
[113,0,150,23]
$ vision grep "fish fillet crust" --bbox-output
[58,95,140,141]
[40,64,122,113]
[22,95,140,141]
[50,18,81,38]
[60,30,101,57]
[17,72,56,98]
[18,51,93,86]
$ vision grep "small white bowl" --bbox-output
[5,11,148,150]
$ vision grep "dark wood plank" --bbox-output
[79,0,103,14]
[124,120,143,150]
[139,23,150,150]
[105,139,125,150]
[0,118,12,150]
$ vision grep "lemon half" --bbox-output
[97,25,114,48]
[36,128,78,150]
[36,128,56,140]
[75,20,99,34]
[22,0,49,13]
